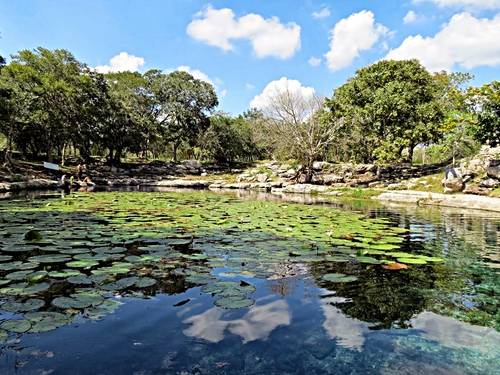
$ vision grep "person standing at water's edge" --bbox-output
[77,162,83,181]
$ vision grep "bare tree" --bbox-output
[260,81,343,182]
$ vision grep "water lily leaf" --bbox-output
[214,296,255,309]
[0,262,38,271]
[22,282,51,295]
[25,311,71,333]
[418,256,444,262]
[67,275,94,285]
[134,277,157,288]
[49,269,82,278]
[5,270,33,281]
[66,260,99,268]
[70,292,104,306]
[356,256,381,264]
[52,296,91,309]
[397,257,427,264]
[324,256,350,262]
[29,254,72,263]
[0,330,7,343]
[0,319,32,333]
[322,273,358,283]
[2,298,45,313]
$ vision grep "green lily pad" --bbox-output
[322,273,358,283]
[134,277,157,288]
[1,298,45,313]
[397,257,428,264]
[0,319,32,333]
[66,260,99,268]
[52,296,91,309]
[49,269,82,278]
[214,296,255,309]
[67,275,94,285]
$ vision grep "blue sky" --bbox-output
[1,0,500,116]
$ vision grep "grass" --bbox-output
[333,187,382,199]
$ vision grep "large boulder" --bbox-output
[486,160,500,179]
[442,168,464,193]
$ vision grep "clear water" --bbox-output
[1,191,500,375]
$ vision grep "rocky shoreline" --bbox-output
[1,172,499,214]
[1,144,500,212]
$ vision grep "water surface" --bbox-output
[0,190,499,375]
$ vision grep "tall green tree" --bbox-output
[155,71,218,161]
[1,47,89,162]
[470,81,500,147]
[196,111,259,162]
[100,71,153,165]
[326,59,444,163]
[432,71,479,165]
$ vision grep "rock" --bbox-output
[480,178,500,188]
[463,185,491,196]
[281,184,330,194]
[257,173,268,183]
[387,183,404,190]
[317,174,344,185]
[442,168,464,193]
[487,163,500,179]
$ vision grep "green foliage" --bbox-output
[196,111,260,162]
[470,81,500,147]
[326,59,445,163]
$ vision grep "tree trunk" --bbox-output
[172,140,180,162]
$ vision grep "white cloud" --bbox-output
[308,56,322,66]
[220,89,227,98]
[413,0,500,9]
[385,12,500,72]
[404,11,417,24]
[246,83,255,90]
[187,5,301,59]
[324,10,389,72]
[177,65,214,85]
[312,8,330,19]
[250,77,315,110]
[94,52,145,73]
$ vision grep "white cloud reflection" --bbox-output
[182,299,291,343]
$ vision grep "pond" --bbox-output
[0,189,500,375]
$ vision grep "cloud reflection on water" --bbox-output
[182,299,291,343]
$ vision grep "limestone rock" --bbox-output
[257,173,268,183]
[463,185,491,196]
[480,178,500,189]
[442,168,464,193]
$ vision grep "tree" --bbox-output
[326,59,444,163]
[196,111,259,162]
[258,81,342,182]
[470,81,500,147]
[1,47,89,162]
[100,71,153,165]
[432,71,480,165]
[155,71,218,161]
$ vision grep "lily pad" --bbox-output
[0,319,32,333]
[214,296,255,309]
[322,273,358,283]
[1,298,45,313]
